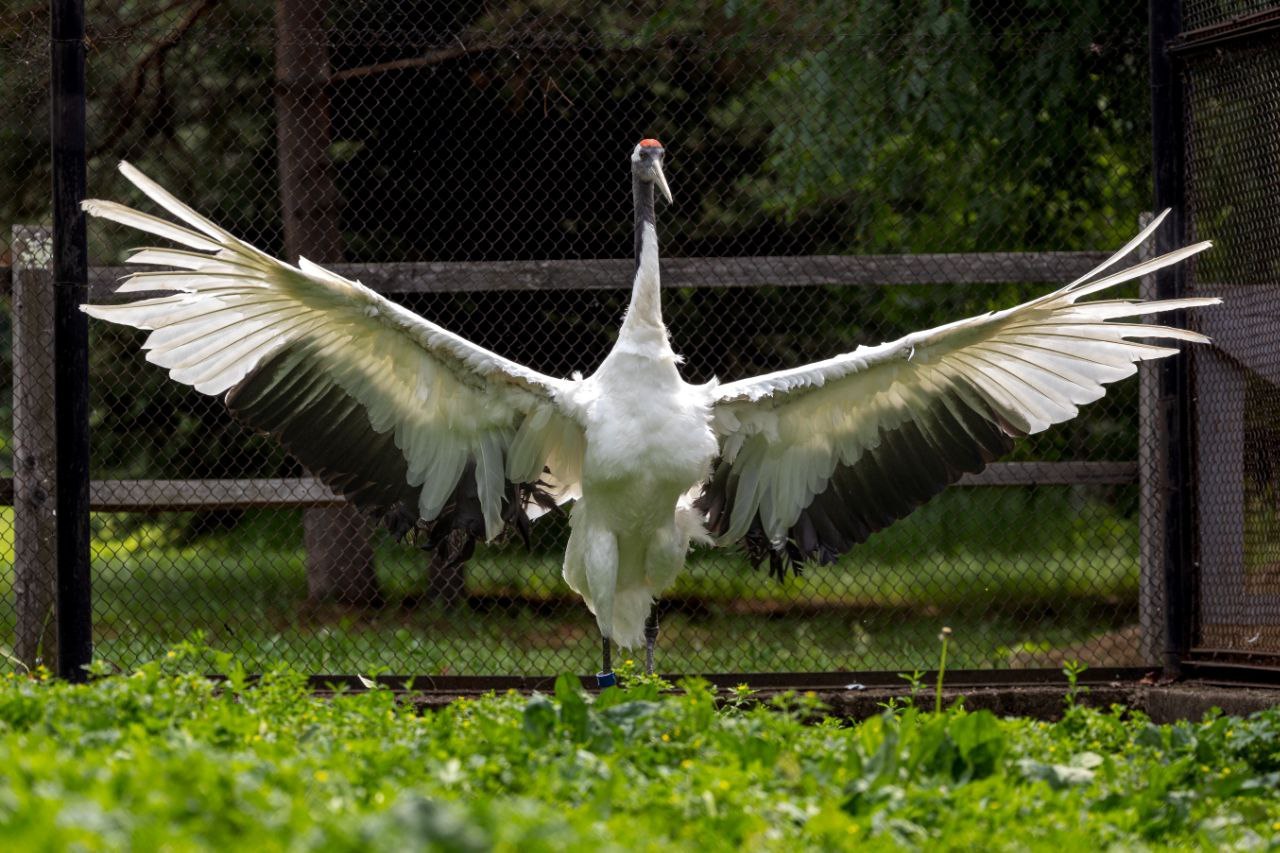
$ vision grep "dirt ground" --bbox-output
[799,681,1280,723]
[393,677,1280,723]
[1005,624,1149,668]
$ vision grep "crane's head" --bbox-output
[631,139,672,203]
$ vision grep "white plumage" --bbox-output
[82,143,1218,673]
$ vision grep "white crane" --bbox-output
[82,140,1218,682]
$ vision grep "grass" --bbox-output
[1,487,1147,674]
[1,648,1279,850]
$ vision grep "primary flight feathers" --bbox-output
[83,162,586,546]
[704,210,1216,567]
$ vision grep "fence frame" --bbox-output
[18,0,1274,687]
[1148,0,1194,678]
[50,0,93,682]
[1167,2,1280,679]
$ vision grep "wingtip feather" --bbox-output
[114,160,235,243]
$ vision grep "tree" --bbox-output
[274,0,381,608]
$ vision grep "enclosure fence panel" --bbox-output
[1,0,1186,677]
[1180,4,1280,662]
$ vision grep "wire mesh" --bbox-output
[1183,0,1279,31]
[2,0,1175,676]
[1184,32,1280,657]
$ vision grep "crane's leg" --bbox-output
[644,605,659,676]
[598,635,614,687]
[578,526,619,688]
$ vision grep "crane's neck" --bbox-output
[619,179,666,345]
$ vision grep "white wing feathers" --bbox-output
[706,210,1219,552]
[83,161,584,539]
[84,163,1218,568]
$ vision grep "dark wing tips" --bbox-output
[703,391,1018,577]
[224,345,549,583]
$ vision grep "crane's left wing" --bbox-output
[83,162,584,553]
[699,212,1217,576]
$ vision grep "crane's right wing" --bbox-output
[700,211,1217,575]
[83,162,585,552]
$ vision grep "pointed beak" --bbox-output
[653,160,672,204]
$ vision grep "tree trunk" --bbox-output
[303,505,382,607]
[273,0,380,607]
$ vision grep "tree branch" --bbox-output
[326,31,702,84]
[90,0,221,158]
[328,38,507,83]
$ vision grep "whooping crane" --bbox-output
[81,140,1218,682]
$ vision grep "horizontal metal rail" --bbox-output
[0,462,1136,510]
[1178,659,1280,688]
[1171,7,1280,58]
[0,250,1112,299]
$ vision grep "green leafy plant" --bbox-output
[1063,658,1090,711]
[613,656,675,693]
[725,682,756,711]
[901,668,926,698]
[880,668,927,715]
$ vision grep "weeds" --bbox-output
[879,668,926,714]
[725,682,756,710]
[935,625,952,714]
[900,668,926,698]
[1063,659,1089,711]
[613,656,674,693]
[1,646,1278,849]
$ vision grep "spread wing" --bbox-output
[83,162,585,544]
[699,211,1218,574]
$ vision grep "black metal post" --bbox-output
[50,0,93,680]
[1149,0,1192,677]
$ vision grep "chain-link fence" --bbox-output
[2,0,1208,678]
[1181,5,1280,661]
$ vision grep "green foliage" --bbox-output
[1062,658,1089,712]
[899,669,926,695]
[3,651,1280,849]
[721,0,1149,252]
[881,669,925,714]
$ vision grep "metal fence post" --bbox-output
[1149,0,1193,676]
[1137,212,1164,668]
[11,226,58,670]
[50,0,93,680]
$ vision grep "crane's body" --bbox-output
[81,140,1220,676]
[562,153,719,649]
[562,355,716,647]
